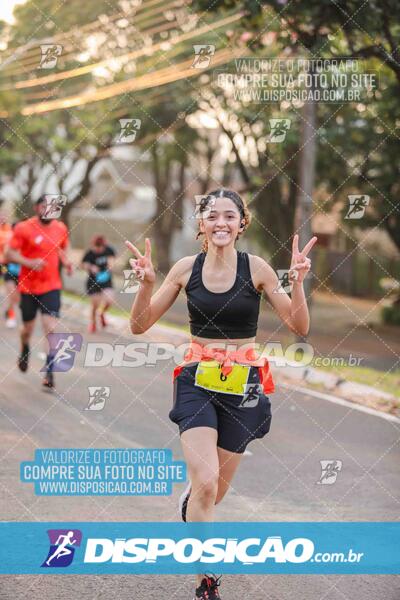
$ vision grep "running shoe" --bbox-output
[194,575,222,599]
[100,312,107,328]
[18,343,30,372]
[6,316,17,328]
[42,371,55,390]
[88,320,97,334]
[6,308,17,327]
[179,481,191,522]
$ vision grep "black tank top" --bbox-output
[185,251,261,339]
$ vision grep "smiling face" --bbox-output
[199,196,244,248]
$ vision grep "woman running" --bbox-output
[126,188,316,600]
[82,235,116,333]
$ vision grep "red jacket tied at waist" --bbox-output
[172,342,275,395]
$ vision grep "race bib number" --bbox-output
[194,360,251,396]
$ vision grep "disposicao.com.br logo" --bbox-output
[39,529,364,570]
[1,522,397,575]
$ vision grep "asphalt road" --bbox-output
[0,304,399,599]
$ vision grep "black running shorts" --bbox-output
[169,363,272,454]
[20,289,61,322]
[4,271,19,284]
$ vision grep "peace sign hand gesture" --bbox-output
[289,234,318,284]
[125,238,156,285]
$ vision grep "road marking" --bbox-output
[278,383,400,423]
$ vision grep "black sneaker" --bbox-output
[42,371,55,391]
[18,343,30,372]
[194,575,222,599]
[179,481,191,522]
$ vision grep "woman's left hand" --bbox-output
[289,234,318,284]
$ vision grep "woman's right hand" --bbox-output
[125,238,156,284]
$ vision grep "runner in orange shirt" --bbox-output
[0,214,12,266]
[0,214,19,327]
[5,196,73,389]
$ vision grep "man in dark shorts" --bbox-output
[82,235,115,333]
[5,195,73,389]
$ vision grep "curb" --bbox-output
[270,364,399,417]
[278,382,400,423]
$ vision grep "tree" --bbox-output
[192,0,400,254]
[0,0,218,274]
[0,0,128,222]
[134,83,202,274]
[194,0,400,85]
[316,76,400,252]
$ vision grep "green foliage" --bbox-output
[316,65,400,252]
[11,0,117,44]
[192,0,400,255]
[382,305,400,326]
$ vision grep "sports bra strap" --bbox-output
[238,251,249,281]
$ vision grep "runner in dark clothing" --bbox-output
[82,235,115,333]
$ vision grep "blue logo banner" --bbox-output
[0,522,398,574]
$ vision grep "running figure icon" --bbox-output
[45,531,77,566]
[53,335,77,365]
[41,333,83,373]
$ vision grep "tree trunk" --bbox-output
[15,162,35,221]
[174,161,185,229]
[60,201,72,227]
[294,58,317,341]
[150,141,191,275]
[294,93,316,292]
[60,151,110,227]
[253,177,295,268]
[153,225,172,275]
